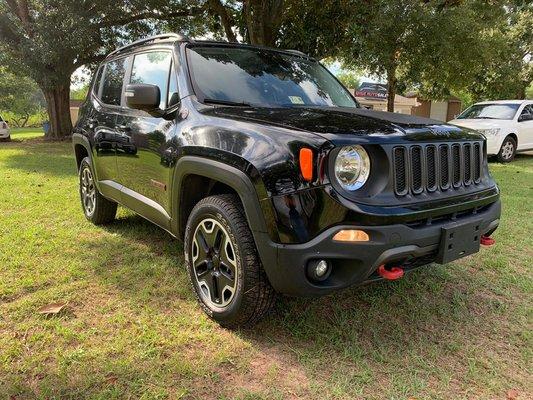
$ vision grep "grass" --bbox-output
[0,140,531,400]
[8,127,45,140]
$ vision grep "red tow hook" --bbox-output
[480,235,495,246]
[377,265,404,280]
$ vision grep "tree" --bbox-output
[335,70,360,90]
[0,0,207,139]
[206,0,356,58]
[464,2,532,100]
[0,67,45,127]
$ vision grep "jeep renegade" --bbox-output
[73,34,501,327]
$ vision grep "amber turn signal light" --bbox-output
[299,148,314,182]
[333,229,370,242]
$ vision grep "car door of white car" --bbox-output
[516,104,533,150]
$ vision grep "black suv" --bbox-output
[73,33,501,327]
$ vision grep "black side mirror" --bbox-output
[518,114,533,122]
[125,84,160,111]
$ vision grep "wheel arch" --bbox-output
[171,156,279,274]
[506,132,518,145]
[171,156,272,238]
[72,133,92,171]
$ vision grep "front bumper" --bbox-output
[262,199,501,296]
[0,130,10,139]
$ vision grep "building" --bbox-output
[70,99,83,125]
[405,93,462,122]
[350,82,419,115]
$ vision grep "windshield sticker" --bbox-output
[288,96,305,105]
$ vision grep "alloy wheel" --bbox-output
[191,218,238,309]
[80,166,96,216]
[501,141,514,160]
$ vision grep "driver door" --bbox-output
[517,104,533,150]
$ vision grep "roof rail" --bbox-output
[286,49,308,57]
[107,33,192,58]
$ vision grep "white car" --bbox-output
[449,100,533,162]
[0,115,10,141]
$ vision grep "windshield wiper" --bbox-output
[203,98,253,107]
[475,116,499,119]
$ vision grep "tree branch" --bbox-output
[96,7,205,28]
[208,0,237,42]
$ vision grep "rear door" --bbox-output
[115,49,178,227]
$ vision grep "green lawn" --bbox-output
[0,141,531,400]
[9,127,45,140]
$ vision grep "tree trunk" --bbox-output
[41,80,72,140]
[243,0,284,46]
[208,0,237,42]
[386,66,397,113]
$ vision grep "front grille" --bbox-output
[393,141,483,196]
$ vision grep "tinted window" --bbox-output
[168,61,179,107]
[458,103,520,120]
[92,66,105,98]
[130,51,172,109]
[101,58,127,106]
[520,104,533,116]
[187,46,357,108]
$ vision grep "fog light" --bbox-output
[307,259,331,282]
[333,229,369,242]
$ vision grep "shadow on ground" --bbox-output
[86,211,507,397]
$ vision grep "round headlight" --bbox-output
[334,145,371,191]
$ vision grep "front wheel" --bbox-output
[184,194,276,328]
[79,157,117,224]
[497,136,516,163]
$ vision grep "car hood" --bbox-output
[449,118,508,131]
[207,106,485,143]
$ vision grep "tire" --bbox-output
[184,194,276,328]
[79,157,117,224]
[497,136,516,163]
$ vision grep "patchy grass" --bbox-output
[9,127,45,140]
[0,141,531,400]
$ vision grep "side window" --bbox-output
[101,58,127,106]
[167,61,179,108]
[92,66,105,98]
[130,51,172,109]
[521,104,533,116]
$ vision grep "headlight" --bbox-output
[478,128,500,136]
[334,145,371,191]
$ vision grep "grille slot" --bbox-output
[474,142,481,182]
[411,146,423,194]
[393,141,483,196]
[452,144,461,187]
[464,143,472,185]
[440,145,450,189]
[427,146,437,191]
[393,147,408,195]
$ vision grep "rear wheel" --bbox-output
[79,157,117,224]
[184,194,276,328]
[497,136,516,163]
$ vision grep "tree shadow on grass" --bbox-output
[2,144,76,177]
[88,213,502,368]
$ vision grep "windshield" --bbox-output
[187,45,358,108]
[457,103,520,120]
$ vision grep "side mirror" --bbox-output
[518,114,533,122]
[125,84,160,111]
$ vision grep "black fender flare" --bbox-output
[171,156,278,276]
[72,133,93,169]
